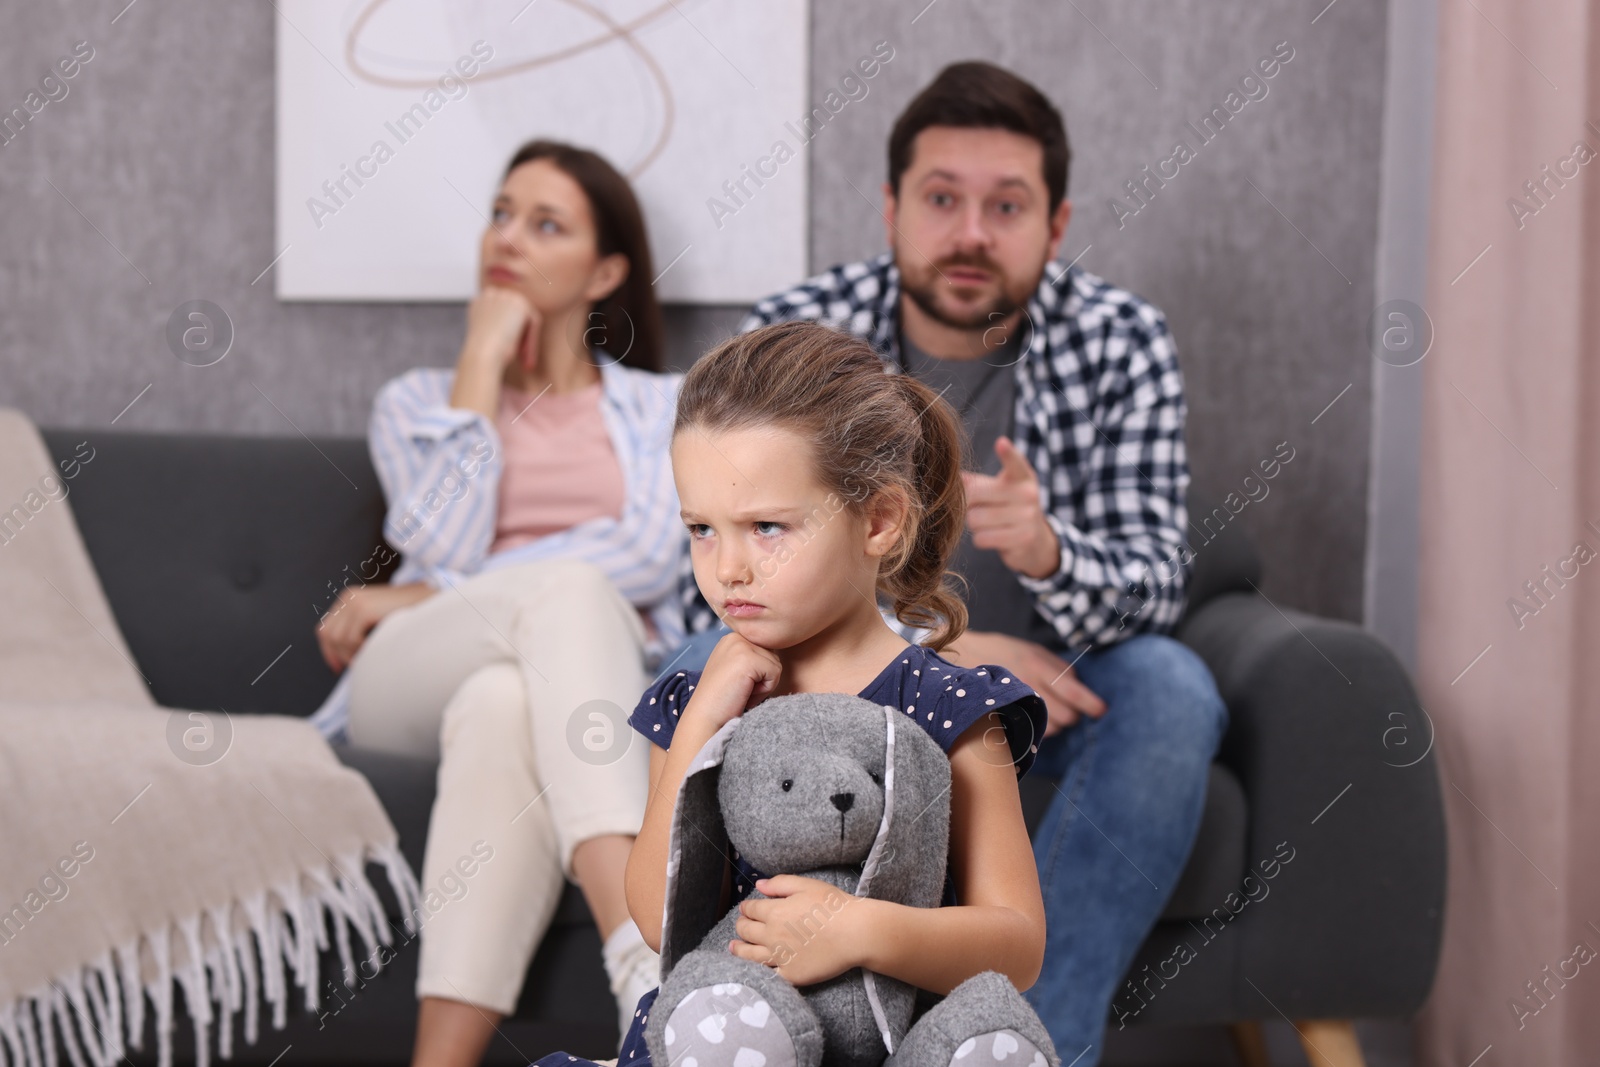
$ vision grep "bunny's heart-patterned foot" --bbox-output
[948,1029,1049,1067]
[886,971,1059,1067]
[660,984,798,1067]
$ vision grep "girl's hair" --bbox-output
[675,320,970,651]
[501,140,665,373]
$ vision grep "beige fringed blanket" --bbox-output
[0,410,422,1067]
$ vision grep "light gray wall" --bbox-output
[1364,0,1436,672]
[0,0,1389,624]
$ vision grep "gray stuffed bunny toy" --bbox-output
[643,691,1059,1067]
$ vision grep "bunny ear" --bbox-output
[856,704,951,910]
[855,704,954,1058]
[659,716,743,981]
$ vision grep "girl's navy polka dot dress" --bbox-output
[531,641,1047,1067]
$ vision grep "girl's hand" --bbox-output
[316,582,435,672]
[729,875,867,986]
[460,287,541,376]
[680,631,782,732]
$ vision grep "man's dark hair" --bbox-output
[888,61,1070,213]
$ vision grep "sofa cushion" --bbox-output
[41,429,396,717]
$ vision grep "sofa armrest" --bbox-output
[1173,591,1446,1019]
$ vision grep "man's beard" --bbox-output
[900,252,1030,331]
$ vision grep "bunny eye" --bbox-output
[781,779,793,792]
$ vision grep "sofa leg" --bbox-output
[1294,1019,1366,1067]
[1228,1021,1272,1067]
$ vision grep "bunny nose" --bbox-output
[831,792,854,813]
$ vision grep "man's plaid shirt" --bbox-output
[678,250,1192,651]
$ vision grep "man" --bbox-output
[668,62,1226,1064]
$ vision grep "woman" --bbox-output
[308,140,685,1067]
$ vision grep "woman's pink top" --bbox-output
[490,380,625,554]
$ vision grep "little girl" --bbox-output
[534,321,1051,1067]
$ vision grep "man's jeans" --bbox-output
[1022,634,1225,1065]
[652,626,1226,1067]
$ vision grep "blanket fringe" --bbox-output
[0,847,420,1067]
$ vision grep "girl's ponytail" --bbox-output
[876,371,969,651]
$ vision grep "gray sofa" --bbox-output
[41,427,1445,1067]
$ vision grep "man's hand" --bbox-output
[729,875,866,986]
[962,437,1062,580]
[316,582,436,672]
[945,630,1106,737]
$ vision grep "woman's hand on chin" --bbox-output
[452,288,543,416]
[462,286,538,373]
[316,581,436,673]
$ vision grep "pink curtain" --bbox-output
[1416,0,1600,1062]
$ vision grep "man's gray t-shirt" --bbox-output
[898,331,1066,653]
